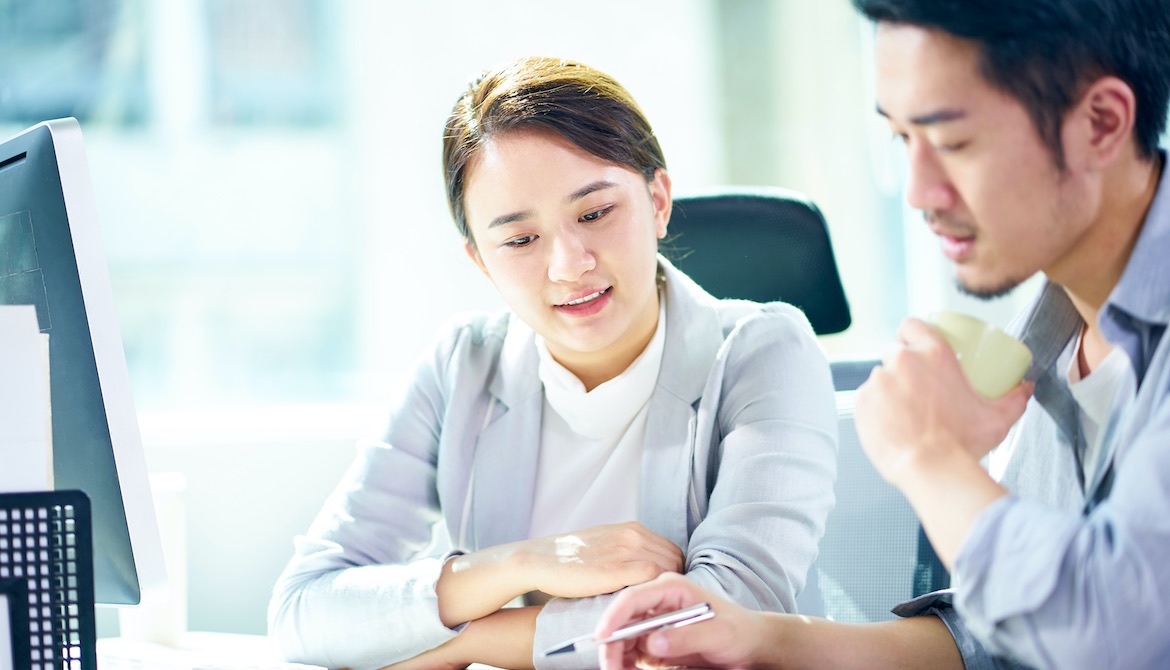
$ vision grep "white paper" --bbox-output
[0,593,12,670]
[0,304,53,493]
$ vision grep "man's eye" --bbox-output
[505,235,536,248]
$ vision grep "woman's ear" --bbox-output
[1065,76,1137,170]
[650,168,673,239]
[464,238,489,278]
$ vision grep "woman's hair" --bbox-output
[442,56,667,242]
[852,0,1170,170]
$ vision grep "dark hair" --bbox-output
[442,56,667,241]
[852,0,1170,168]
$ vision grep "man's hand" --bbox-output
[595,573,769,670]
[855,317,1032,487]
[854,317,1031,567]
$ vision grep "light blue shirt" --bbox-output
[904,155,1170,669]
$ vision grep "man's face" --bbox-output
[875,23,1094,297]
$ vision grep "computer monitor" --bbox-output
[0,117,167,605]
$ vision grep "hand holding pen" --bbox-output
[544,602,714,656]
[590,573,772,670]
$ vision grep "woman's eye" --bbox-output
[580,206,613,223]
[504,235,536,248]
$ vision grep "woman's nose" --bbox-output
[547,228,596,283]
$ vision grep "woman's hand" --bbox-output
[595,573,770,670]
[437,521,682,627]
[523,521,685,599]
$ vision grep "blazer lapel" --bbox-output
[640,258,725,550]
[469,318,543,550]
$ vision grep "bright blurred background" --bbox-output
[0,0,1043,637]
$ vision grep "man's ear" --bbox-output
[1065,76,1137,170]
[650,168,673,239]
[464,238,489,278]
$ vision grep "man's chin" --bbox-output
[955,276,1021,301]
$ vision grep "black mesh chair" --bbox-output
[666,187,949,620]
[666,187,851,335]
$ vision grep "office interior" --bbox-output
[0,0,1047,643]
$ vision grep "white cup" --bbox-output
[927,310,1033,399]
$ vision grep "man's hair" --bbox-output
[442,56,666,242]
[852,0,1170,168]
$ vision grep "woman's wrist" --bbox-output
[436,542,536,626]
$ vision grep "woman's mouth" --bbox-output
[555,287,612,316]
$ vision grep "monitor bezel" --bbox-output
[1,117,167,606]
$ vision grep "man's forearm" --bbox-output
[757,612,963,670]
[890,441,1009,568]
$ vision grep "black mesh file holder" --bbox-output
[0,490,96,670]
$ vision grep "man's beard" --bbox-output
[925,211,1022,301]
[955,275,1020,301]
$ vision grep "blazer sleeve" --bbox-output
[266,325,465,670]
[534,306,838,669]
[684,305,838,610]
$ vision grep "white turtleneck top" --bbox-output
[528,295,667,539]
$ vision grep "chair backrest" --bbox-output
[813,359,923,621]
[667,187,949,620]
[666,187,851,335]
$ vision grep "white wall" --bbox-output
[99,0,725,637]
[94,0,1045,639]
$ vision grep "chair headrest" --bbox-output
[666,187,851,335]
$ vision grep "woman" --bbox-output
[267,56,837,670]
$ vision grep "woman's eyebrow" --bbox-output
[566,180,619,204]
[488,210,532,229]
[487,180,619,229]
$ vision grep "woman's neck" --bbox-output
[550,292,661,392]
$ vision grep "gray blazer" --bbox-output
[268,257,838,670]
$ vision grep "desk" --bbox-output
[97,632,325,670]
[98,634,511,670]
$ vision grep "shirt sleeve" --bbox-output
[533,306,839,669]
[892,590,1033,670]
[950,396,1170,668]
[266,327,464,670]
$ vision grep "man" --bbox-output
[594,0,1170,668]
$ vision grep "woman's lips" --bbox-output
[555,287,612,317]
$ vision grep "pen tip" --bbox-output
[542,643,573,656]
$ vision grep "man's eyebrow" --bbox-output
[567,180,618,203]
[876,105,968,125]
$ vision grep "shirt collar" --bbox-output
[1015,152,1170,390]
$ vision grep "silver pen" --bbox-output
[542,602,714,656]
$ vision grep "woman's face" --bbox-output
[462,129,671,385]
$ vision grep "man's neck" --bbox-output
[1063,152,1164,375]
